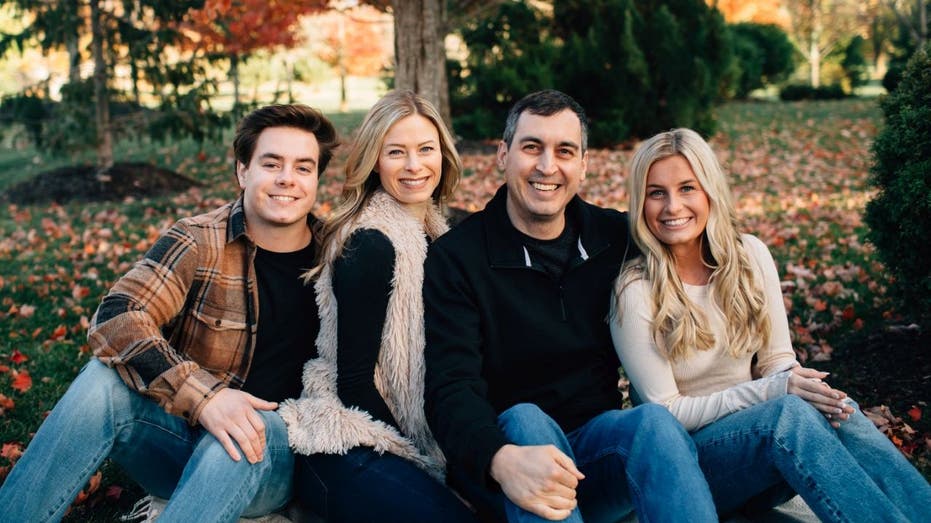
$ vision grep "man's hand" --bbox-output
[197,388,278,463]
[788,366,854,428]
[490,444,585,521]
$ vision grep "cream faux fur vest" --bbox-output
[279,190,449,480]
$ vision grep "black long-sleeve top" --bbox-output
[332,228,399,428]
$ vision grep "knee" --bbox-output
[70,359,135,415]
[773,395,825,425]
[497,403,562,441]
[630,403,690,440]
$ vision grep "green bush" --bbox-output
[841,35,869,90]
[450,0,733,145]
[865,44,931,323]
[449,2,557,139]
[730,22,796,98]
[555,0,734,145]
[779,83,846,101]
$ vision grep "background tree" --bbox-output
[450,1,557,138]
[730,22,796,98]
[183,0,328,110]
[866,43,931,323]
[311,4,390,111]
[784,0,863,87]
[0,1,225,171]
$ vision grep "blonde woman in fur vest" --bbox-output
[278,91,476,522]
[610,128,931,522]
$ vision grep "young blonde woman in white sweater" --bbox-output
[610,128,930,522]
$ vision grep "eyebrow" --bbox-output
[647,178,698,188]
[258,152,317,165]
[518,136,580,149]
[383,139,438,149]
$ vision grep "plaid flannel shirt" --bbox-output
[89,198,263,425]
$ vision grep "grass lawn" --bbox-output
[0,98,927,521]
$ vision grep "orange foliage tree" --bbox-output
[183,0,329,107]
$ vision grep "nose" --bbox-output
[275,165,295,185]
[536,150,557,175]
[665,193,683,212]
[405,154,422,172]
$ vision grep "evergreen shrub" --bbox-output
[865,44,931,323]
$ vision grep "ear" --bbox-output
[496,140,508,171]
[580,150,588,182]
[236,162,247,189]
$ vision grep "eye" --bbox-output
[262,162,280,170]
[557,147,575,158]
[648,189,665,198]
[386,149,404,157]
[419,145,436,154]
[681,185,698,193]
[297,165,315,175]
[522,143,540,152]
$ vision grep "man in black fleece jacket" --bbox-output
[424,90,717,523]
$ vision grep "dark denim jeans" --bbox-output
[296,446,477,523]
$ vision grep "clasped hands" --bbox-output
[490,444,585,520]
[788,366,855,428]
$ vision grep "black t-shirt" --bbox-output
[242,242,320,403]
[516,216,580,280]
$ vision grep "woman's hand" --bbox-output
[787,366,855,428]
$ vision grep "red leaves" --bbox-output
[864,405,923,458]
[10,349,27,364]
[0,393,15,415]
[908,406,922,422]
[10,369,32,393]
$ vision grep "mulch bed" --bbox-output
[4,162,202,205]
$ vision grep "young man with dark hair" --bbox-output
[424,90,717,522]
[0,104,338,522]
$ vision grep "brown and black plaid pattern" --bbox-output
[89,199,259,425]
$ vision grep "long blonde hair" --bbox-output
[614,128,770,361]
[307,90,462,279]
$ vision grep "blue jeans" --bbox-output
[296,446,477,522]
[477,403,717,523]
[0,359,294,523]
[693,395,931,522]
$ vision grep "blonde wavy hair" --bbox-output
[306,90,462,280]
[613,128,770,361]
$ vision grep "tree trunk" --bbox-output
[90,0,113,170]
[231,54,241,109]
[919,0,928,47]
[391,0,451,126]
[66,35,81,84]
[809,0,823,87]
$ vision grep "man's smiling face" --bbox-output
[498,109,587,239]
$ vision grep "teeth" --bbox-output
[663,218,690,226]
[270,195,296,202]
[400,178,428,187]
[531,182,558,191]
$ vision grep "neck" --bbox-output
[506,201,565,240]
[670,242,711,285]
[250,222,312,252]
[399,200,431,223]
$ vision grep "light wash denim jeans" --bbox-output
[692,395,931,522]
[0,359,294,523]
[494,403,718,523]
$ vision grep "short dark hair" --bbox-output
[502,90,589,151]
[232,104,339,176]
